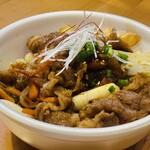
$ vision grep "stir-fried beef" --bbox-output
[99,54,127,78]
[35,102,79,127]
[79,89,150,126]
[27,32,69,53]
[124,73,150,117]
[35,89,150,127]
[73,63,87,93]
[45,111,79,127]
[79,90,140,123]
[26,32,63,53]
[124,73,150,92]
[107,28,133,52]
[1,24,150,129]
[40,76,59,97]
[60,67,76,88]
[78,111,119,128]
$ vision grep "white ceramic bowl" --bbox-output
[0,11,150,150]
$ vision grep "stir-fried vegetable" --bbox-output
[1,19,150,128]
[41,97,56,103]
[75,42,94,63]
[29,81,39,99]
[72,83,120,110]
[22,108,35,116]
[5,87,21,97]
[0,88,15,102]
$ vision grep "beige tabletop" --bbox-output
[0,0,150,150]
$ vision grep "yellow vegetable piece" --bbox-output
[29,82,39,99]
[6,87,21,97]
[22,108,35,116]
[25,52,34,62]
[41,97,56,103]
[114,50,150,75]
[72,83,120,110]
[119,32,141,47]
[104,27,113,35]
[0,88,15,102]
[59,25,72,33]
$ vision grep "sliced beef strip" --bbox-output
[79,90,142,123]
[27,32,68,53]
[110,90,141,110]
[43,111,79,127]
[78,111,119,128]
[51,61,76,88]
[99,54,127,78]
[40,76,59,97]
[77,118,101,128]
[73,63,87,93]
[35,89,150,127]
[35,102,80,127]
[98,111,119,127]
[35,102,119,128]
[123,73,150,92]
[60,67,76,88]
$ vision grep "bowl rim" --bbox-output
[0,10,150,139]
[0,10,149,33]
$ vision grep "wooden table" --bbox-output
[0,0,150,149]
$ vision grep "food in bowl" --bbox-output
[0,11,150,150]
[0,14,150,129]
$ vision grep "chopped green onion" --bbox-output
[106,69,112,77]
[102,45,114,58]
[102,45,110,54]
[118,79,129,87]
[75,42,94,63]
[117,52,128,60]
[85,42,94,50]
[108,85,115,93]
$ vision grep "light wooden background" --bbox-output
[0,0,150,150]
